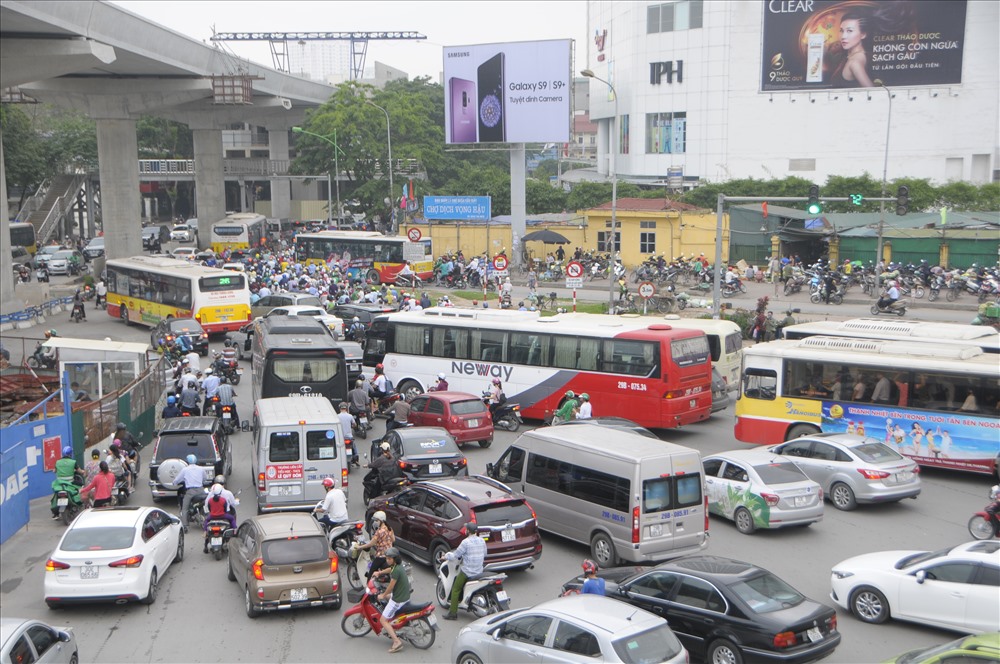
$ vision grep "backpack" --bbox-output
[107,455,124,477]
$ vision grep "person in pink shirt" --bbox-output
[80,461,116,507]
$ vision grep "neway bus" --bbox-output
[10,222,37,254]
[210,213,266,253]
[294,230,433,284]
[365,308,713,429]
[734,336,1000,476]
[106,256,252,334]
[659,316,743,391]
[782,318,1000,354]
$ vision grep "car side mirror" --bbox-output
[169,515,181,525]
[224,528,236,538]
[485,462,495,477]
[915,570,926,584]
[244,339,252,352]
[153,430,160,436]
[58,630,73,643]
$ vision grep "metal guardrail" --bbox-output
[13,178,50,224]
[0,296,75,326]
[36,174,86,246]
[138,159,195,174]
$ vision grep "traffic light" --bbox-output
[807,185,822,215]
[849,193,864,206]
[896,185,910,215]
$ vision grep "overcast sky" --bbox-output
[113,1,589,82]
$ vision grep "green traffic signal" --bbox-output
[849,193,864,206]
[807,184,821,215]
[807,201,822,214]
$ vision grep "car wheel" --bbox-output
[456,653,483,664]
[141,569,158,605]
[478,439,492,448]
[590,532,617,568]
[431,541,451,568]
[830,482,857,511]
[69,653,78,664]
[734,507,756,534]
[175,530,184,563]
[850,586,890,624]
[708,638,744,664]
[245,586,260,618]
[227,559,237,582]
[786,424,819,440]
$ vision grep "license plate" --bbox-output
[223,412,231,419]
[468,419,478,427]
[218,315,230,321]
[290,588,308,602]
[428,613,439,628]
[360,417,368,427]
[896,471,913,482]
[57,498,68,507]
[81,565,98,579]
[429,463,442,474]
[649,523,663,537]
[270,485,300,497]
[496,590,508,601]
[689,399,696,408]
[807,627,823,643]
[236,369,244,375]
[501,527,515,542]
[211,537,222,546]
[794,496,810,507]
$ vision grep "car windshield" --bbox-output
[611,624,684,664]
[61,526,136,551]
[851,442,904,463]
[169,321,203,335]
[155,435,215,461]
[727,572,805,613]
[473,500,533,526]
[752,462,809,485]
[53,251,75,259]
[401,435,460,456]
[262,536,328,565]
[895,636,972,664]
[294,296,322,307]
[896,546,951,569]
[451,399,487,415]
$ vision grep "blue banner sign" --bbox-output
[423,196,491,221]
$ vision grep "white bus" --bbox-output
[782,318,1000,355]
[105,256,252,334]
[210,213,266,253]
[657,316,743,391]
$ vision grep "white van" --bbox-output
[252,397,348,513]
[486,425,708,568]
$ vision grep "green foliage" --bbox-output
[526,179,568,214]
[136,117,193,159]
[1,105,48,207]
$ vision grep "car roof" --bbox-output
[414,475,516,502]
[69,506,150,529]
[706,449,789,465]
[159,417,218,434]
[421,391,482,402]
[273,305,326,314]
[948,540,1000,559]
[552,417,657,439]
[791,433,882,448]
[395,427,458,449]
[251,512,324,539]
[528,595,662,634]
[659,555,767,581]
[166,318,203,330]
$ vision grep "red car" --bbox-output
[407,391,494,448]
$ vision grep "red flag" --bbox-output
[761,201,769,218]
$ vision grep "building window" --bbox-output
[620,115,630,154]
[640,232,656,254]
[647,1,703,34]
[597,230,620,253]
[646,112,687,154]
[640,221,656,229]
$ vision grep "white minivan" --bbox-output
[252,397,348,513]
[487,424,708,568]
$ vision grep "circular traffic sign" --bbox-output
[406,227,422,242]
[638,281,656,299]
[565,260,584,279]
[493,255,509,271]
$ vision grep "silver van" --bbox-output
[486,425,708,568]
[252,397,349,513]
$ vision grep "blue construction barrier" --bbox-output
[0,443,30,545]
[0,296,74,326]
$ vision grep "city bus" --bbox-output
[249,316,349,408]
[105,256,252,334]
[210,213,266,253]
[294,230,434,284]
[782,318,1000,354]
[364,308,713,429]
[658,316,743,391]
[734,336,1000,476]
[10,222,37,255]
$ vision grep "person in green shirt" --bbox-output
[50,446,84,518]
[552,390,579,425]
[376,547,410,653]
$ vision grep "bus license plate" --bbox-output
[81,565,98,579]
[502,527,515,542]
[57,497,68,507]
[211,537,222,547]
[290,588,308,602]
[429,463,442,474]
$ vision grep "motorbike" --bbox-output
[482,391,522,433]
[204,518,235,560]
[340,575,438,649]
[27,342,57,370]
[184,489,208,529]
[499,292,512,309]
[374,391,401,418]
[35,266,49,283]
[212,353,242,385]
[313,509,367,551]
[337,531,373,590]
[70,302,86,323]
[112,476,130,506]
[968,486,1000,540]
[51,482,83,525]
[217,401,237,435]
[810,284,844,305]
[362,467,409,505]
[352,410,371,440]
[870,297,909,317]
[434,554,510,618]
[16,266,31,283]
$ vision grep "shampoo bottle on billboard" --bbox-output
[477,52,506,142]
[806,33,824,82]
[449,78,478,143]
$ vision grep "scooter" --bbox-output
[434,554,511,618]
[112,476,130,506]
[352,410,371,440]
[482,392,522,433]
[968,486,1000,540]
[870,297,909,317]
[337,531,373,591]
[27,342,57,370]
[204,518,235,560]
[51,484,83,525]
[35,266,49,283]
[362,467,409,505]
[70,302,86,323]
[340,575,438,649]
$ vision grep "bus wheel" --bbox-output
[396,380,423,402]
[786,424,818,440]
[366,269,380,284]
[120,306,130,326]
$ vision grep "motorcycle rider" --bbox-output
[428,372,449,392]
[162,395,182,419]
[220,339,238,364]
[369,441,403,484]
[823,269,838,304]
[384,393,411,439]
[114,422,139,456]
[94,279,107,308]
[487,378,505,419]
[577,393,592,419]
[552,390,579,425]
[337,403,357,463]
[70,289,87,321]
[179,380,200,416]
[985,485,1000,531]
[581,559,606,595]
[215,375,239,426]
[50,446,84,518]
[202,483,237,552]
[374,547,410,654]
[79,461,116,508]
[442,522,488,620]
[347,316,366,342]
[370,364,389,404]
[314,477,349,530]
[357,510,396,579]
[201,367,221,416]
[877,280,901,311]
[177,454,208,532]
[41,330,59,367]
[106,443,130,493]
[347,379,371,426]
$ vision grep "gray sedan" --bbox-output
[764,433,921,511]
[1,618,77,663]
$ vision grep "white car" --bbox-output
[170,224,193,242]
[44,506,184,608]
[265,305,344,338]
[0,618,77,664]
[831,540,1000,633]
[171,247,197,261]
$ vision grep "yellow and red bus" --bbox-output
[10,222,37,255]
[105,256,252,334]
[735,336,1000,476]
[210,213,266,253]
[294,230,433,283]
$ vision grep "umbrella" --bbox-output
[521,229,570,244]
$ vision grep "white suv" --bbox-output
[170,224,193,242]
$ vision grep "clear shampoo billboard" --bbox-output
[443,39,571,144]
[761,0,967,91]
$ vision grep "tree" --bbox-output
[1,105,48,209]
[526,179,567,213]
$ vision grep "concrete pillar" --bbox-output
[509,144,526,267]
[96,118,142,259]
[193,128,225,251]
[0,126,15,307]
[86,179,97,238]
[268,128,291,220]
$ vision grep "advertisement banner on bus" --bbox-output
[821,401,997,474]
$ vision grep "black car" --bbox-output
[380,426,468,481]
[148,417,231,501]
[151,317,209,356]
[561,555,841,664]
[332,303,395,331]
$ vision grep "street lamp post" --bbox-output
[581,69,618,311]
[365,100,394,234]
[292,126,343,226]
[874,79,892,294]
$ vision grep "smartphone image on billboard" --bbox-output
[449,77,478,143]
[477,52,506,142]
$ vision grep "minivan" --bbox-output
[252,397,349,513]
[486,425,708,568]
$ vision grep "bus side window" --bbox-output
[743,369,776,400]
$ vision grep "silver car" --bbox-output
[765,434,921,511]
[1,618,77,663]
[452,594,688,664]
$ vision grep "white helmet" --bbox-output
[991,485,1000,501]
[205,367,213,374]
[210,483,223,496]
[437,372,445,380]
[372,510,386,523]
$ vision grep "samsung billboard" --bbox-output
[761,0,967,91]
[443,39,571,144]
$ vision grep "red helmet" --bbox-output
[582,559,598,574]
[322,477,335,489]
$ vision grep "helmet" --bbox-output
[210,483,223,496]
[371,510,386,523]
[375,363,384,372]
[205,367,213,374]
[339,402,348,410]
[380,442,391,451]
[167,395,176,404]
[185,454,197,464]
[322,477,335,489]
[565,390,576,398]
[580,393,590,401]
[116,422,126,431]
[352,316,360,322]
[582,559,598,574]
[492,378,501,386]
[355,380,364,388]
[464,522,478,535]
[219,375,228,384]
[224,339,233,347]
[991,485,1000,501]
[91,448,100,459]
[215,475,225,485]
[384,547,400,560]
[110,441,121,451]
[437,372,445,380]
[45,329,57,338]
[62,445,73,457]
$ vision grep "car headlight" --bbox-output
[831,570,854,580]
